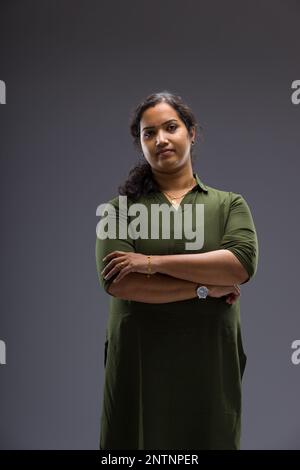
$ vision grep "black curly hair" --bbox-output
[118,91,202,201]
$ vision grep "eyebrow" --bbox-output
[142,119,178,132]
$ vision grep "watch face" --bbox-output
[197,286,208,299]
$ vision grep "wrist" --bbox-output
[195,284,213,299]
[149,255,161,274]
[206,286,213,297]
[193,283,199,298]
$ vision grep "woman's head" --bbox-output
[119,91,200,200]
[130,91,198,170]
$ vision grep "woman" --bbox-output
[95,91,258,450]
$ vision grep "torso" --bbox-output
[99,185,251,450]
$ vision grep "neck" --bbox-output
[152,166,195,192]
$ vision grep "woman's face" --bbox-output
[139,102,195,173]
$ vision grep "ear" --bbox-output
[189,126,196,142]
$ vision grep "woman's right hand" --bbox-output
[208,284,241,304]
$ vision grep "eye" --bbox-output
[143,123,177,139]
[143,130,153,138]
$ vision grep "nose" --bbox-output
[155,129,169,147]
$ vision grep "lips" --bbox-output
[157,149,175,156]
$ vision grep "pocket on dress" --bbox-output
[239,350,247,380]
[104,339,108,368]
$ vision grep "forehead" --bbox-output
[140,102,180,128]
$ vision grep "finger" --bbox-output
[101,256,126,276]
[233,284,240,294]
[231,293,239,304]
[102,252,115,262]
[103,267,118,280]
[103,260,127,280]
[226,293,238,304]
[113,267,131,283]
[101,259,115,276]
[102,251,124,262]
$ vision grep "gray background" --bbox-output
[0,0,299,449]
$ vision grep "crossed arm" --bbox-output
[150,249,249,285]
[107,271,199,303]
[106,250,248,303]
[96,193,258,304]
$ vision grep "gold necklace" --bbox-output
[162,178,196,205]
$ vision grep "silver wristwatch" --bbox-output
[196,285,209,299]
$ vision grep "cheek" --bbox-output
[142,148,154,163]
[174,130,188,144]
[143,144,154,156]
[141,142,150,155]
[174,138,188,151]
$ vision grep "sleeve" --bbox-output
[220,192,259,284]
[95,197,136,294]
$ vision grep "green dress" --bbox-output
[95,172,258,450]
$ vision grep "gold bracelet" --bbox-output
[147,256,152,278]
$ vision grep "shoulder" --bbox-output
[202,185,254,220]
[203,184,244,205]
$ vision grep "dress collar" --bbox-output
[193,172,208,193]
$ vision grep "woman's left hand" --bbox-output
[101,251,155,283]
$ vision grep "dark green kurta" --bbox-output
[95,172,258,450]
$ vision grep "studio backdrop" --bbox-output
[0,0,299,449]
